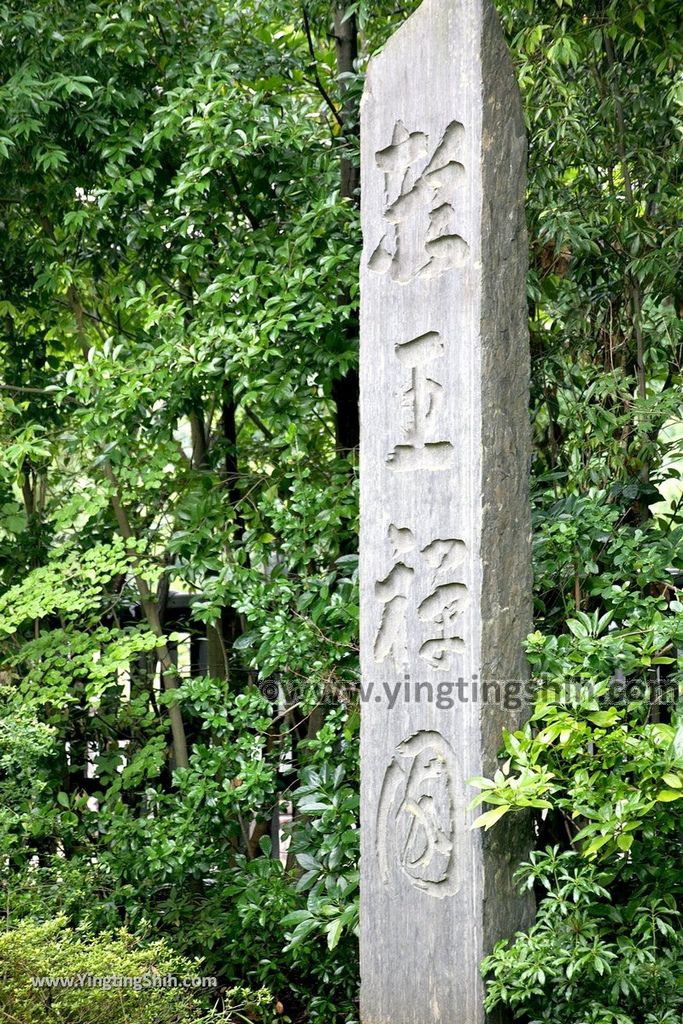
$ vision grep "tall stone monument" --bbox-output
[359,1,532,1021]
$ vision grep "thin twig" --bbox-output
[0,382,59,396]
[302,5,344,129]
[243,404,274,440]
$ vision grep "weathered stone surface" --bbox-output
[359,1,533,1021]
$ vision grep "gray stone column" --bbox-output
[359,1,533,1021]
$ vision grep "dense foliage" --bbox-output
[0,917,274,1023]
[0,0,681,1022]
[474,3,683,1022]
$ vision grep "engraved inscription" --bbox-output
[373,562,414,668]
[376,730,460,898]
[387,331,454,472]
[418,583,468,668]
[373,527,468,670]
[369,119,469,283]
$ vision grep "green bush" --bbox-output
[473,612,683,1021]
[0,918,278,1024]
[483,849,683,1024]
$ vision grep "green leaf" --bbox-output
[326,917,343,949]
[295,853,320,872]
[566,617,588,639]
[586,710,619,728]
[471,805,511,831]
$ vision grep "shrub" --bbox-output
[0,918,279,1024]
[483,849,683,1024]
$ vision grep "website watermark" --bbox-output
[259,674,682,711]
[31,974,217,991]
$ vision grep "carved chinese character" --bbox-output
[376,730,460,898]
[368,120,469,283]
[373,526,468,670]
[387,331,454,472]
[373,561,414,668]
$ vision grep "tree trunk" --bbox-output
[331,3,360,454]
[102,462,190,770]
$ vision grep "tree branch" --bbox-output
[0,382,59,396]
[302,5,345,130]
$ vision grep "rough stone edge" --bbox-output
[479,1,535,1019]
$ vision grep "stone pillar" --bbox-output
[359,1,533,1021]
